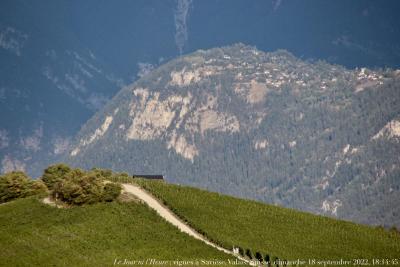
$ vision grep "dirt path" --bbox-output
[43,197,55,206]
[122,183,256,266]
[42,197,63,208]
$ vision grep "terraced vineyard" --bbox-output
[137,179,400,265]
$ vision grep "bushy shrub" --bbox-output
[0,171,48,203]
[1,164,123,205]
[41,163,71,190]
[93,168,130,183]
[103,183,122,202]
[53,169,97,204]
[0,171,31,203]
[27,180,49,197]
[91,168,113,179]
[112,172,130,183]
[53,168,121,205]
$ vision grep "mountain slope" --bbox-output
[3,1,400,180]
[65,44,400,227]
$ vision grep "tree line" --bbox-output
[0,163,124,205]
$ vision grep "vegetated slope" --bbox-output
[136,179,400,264]
[0,198,244,267]
[65,44,400,227]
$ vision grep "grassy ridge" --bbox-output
[136,179,400,264]
[0,197,244,267]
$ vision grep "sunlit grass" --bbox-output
[0,197,244,267]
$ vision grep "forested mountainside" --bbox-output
[65,44,400,227]
[3,1,400,180]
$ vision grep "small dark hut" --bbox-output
[132,174,164,180]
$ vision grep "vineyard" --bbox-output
[136,179,400,264]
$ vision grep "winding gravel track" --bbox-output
[122,183,256,266]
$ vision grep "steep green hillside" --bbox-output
[1,176,399,267]
[137,179,400,264]
[0,197,244,267]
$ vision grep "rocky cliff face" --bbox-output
[66,44,400,227]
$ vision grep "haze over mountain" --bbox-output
[65,44,400,228]
[2,0,400,177]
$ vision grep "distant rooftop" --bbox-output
[132,174,164,180]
